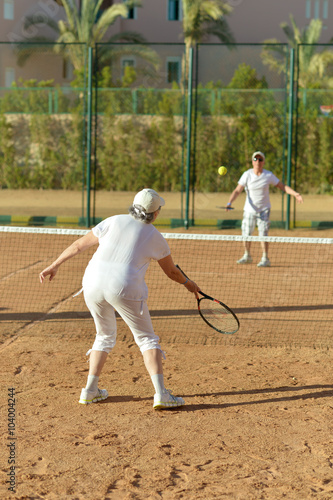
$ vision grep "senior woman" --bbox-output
[39,189,200,410]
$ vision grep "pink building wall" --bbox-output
[0,0,332,87]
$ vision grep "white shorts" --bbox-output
[241,209,270,237]
[83,287,162,355]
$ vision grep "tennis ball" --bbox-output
[218,166,227,176]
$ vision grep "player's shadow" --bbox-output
[180,384,333,411]
[235,304,333,314]
[0,303,332,321]
[99,384,333,409]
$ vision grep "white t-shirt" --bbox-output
[238,169,280,214]
[82,214,170,300]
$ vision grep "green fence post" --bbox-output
[54,88,58,113]
[286,48,295,231]
[185,47,193,230]
[86,46,93,227]
[48,90,52,114]
[180,47,187,222]
[132,89,137,114]
[281,49,289,225]
[210,89,215,115]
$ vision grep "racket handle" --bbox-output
[176,264,190,280]
[177,266,216,300]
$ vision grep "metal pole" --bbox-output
[281,45,289,224]
[191,43,199,225]
[93,44,98,225]
[185,47,193,230]
[180,46,187,221]
[80,44,88,220]
[286,48,295,230]
[86,46,93,227]
[293,44,301,229]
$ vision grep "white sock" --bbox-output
[151,374,166,395]
[85,375,99,393]
[263,253,268,260]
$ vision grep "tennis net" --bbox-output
[0,226,332,348]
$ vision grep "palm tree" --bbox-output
[182,0,234,47]
[18,0,159,78]
[181,0,235,85]
[262,15,333,88]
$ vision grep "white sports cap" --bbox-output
[252,151,265,160]
[133,188,165,213]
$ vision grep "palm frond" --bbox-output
[106,31,148,45]
[57,30,77,45]
[23,15,59,36]
[307,50,333,79]
[290,15,302,40]
[261,15,333,88]
[182,0,231,32]
[93,5,129,43]
[305,19,322,44]
[204,18,235,44]
[15,39,58,67]
[124,0,142,7]
[58,0,80,36]
[280,24,297,47]
[83,0,105,23]
[98,43,160,70]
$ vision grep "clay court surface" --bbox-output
[0,191,332,499]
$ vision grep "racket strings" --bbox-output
[199,299,239,334]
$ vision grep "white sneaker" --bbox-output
[79,388,108,404]
[257,258,271,268]
[237,255,253,264]
[153,390,185,410]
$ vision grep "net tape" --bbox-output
[1,225,332,245]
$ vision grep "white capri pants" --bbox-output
[241,209,270,237]
[83,287,162,356]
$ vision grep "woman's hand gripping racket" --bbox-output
[177,265,240,335]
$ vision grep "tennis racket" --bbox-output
[176,265,240,335]
[216,206,234,210]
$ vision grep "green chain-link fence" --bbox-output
[294,43,333,225]
[0,41,332,228]
[189,43,289,227]
[0,42,88,223]
[91,43,187,224]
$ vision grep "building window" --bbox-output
[166,58,181,84]
[314,0,320,18]
[4,0,14,20]
[5,67,15,87]
[306,0,311,19]
[168,0,181,21]
[121,58,135,77]
[306,0,329,20]
[127,7,136,19]
[123,0,136,19]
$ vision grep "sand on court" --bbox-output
[1,335,332,499]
